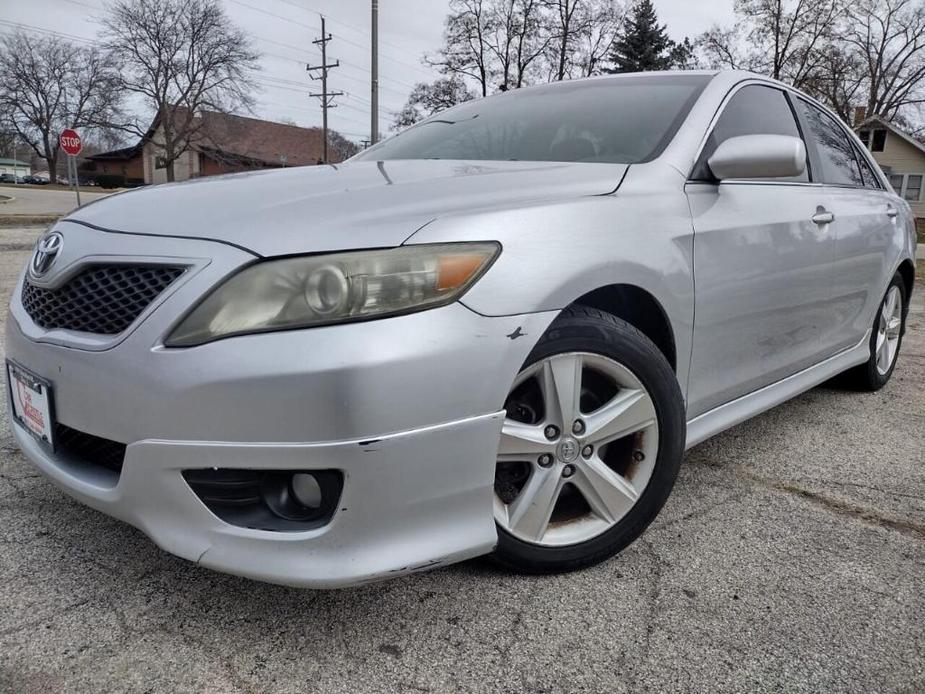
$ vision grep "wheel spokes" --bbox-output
[582,387,657,446]
[882,294,894,323]
[495,351,661,547]
[886,316,901,340]
[505,466,563,542]
[569,455,639,524]
[497,420,553,462]
[540,355,583,430]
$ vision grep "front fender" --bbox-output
[404,181,695,395]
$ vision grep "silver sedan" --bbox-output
[6,71,916,587]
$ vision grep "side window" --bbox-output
[854,146,882,189]
[694,85,808,181]
[796,99,864,186]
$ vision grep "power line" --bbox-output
[265,0,438,77]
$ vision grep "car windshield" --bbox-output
[355,74,711,165]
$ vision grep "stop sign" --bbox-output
[60,129,82,156]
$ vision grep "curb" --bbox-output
[0,214,62,227]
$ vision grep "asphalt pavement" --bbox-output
[0,225,922,693]
[0,186,111,216]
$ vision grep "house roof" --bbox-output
[189,109,328,166]
[86,144,142,162]
[0,158,30,166]
[858,116,925,158]
[88,109,332,167]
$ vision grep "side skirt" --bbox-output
[684,332,871,450]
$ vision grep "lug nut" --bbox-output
[538,453,553,468]
[633,450,645,462]
[562,464,575,478]
[544,425,559,440]
[572,419,585,435]
[581,444,593,458]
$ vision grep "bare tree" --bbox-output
[697,0,925,126]
[428,0,494,97]
[546,0,585,81]
[696,0,842,89]
[103,0,260,182]
[486,0,550,90]
[843,0,925,120]
[576,0,625,77]
[695,25,746,70]
[0,32,122,183]
[393,76,477,129]
[803,43,868,121]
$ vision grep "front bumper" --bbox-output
[7,248,557,585]
[11,411,505,588]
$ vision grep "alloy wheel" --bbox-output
[876,285,902,376]
[494,352,660,547]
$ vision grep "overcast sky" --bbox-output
[1,0,735,143]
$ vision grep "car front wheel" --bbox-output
[492,306,685,574]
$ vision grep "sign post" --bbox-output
[59,128,82,207]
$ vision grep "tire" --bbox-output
[841,272,907,392]
[492,305,685,574]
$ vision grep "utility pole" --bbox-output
[307,16,343,164]
[371,0,379,144]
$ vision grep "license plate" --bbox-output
[7,361,55,450]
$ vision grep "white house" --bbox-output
[0,158,31,177]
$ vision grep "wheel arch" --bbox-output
[897,259,915,314]
[568,284,678,372]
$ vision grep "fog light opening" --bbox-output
[290,472,323,509]
[183,468,343,532]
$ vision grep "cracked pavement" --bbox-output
[0,226,922,693]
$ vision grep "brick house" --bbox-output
[87,109,337,186]
[83,144,145,186]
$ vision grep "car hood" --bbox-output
[66,159,626,257]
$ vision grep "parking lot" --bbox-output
[0,224,922,694]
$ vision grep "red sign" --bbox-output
[59,129,82,156]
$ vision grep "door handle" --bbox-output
[812,209,834,225]
[886,206,898,218]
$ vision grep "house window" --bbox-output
[889,173,924,202]
[871,129,887,152]
[905,175,922,202]
[155,155,168,169]
[858,128,887,152]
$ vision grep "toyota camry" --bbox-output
[6,71,916,587]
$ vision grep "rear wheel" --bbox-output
[492,306,685,574]
[842,273,906,391]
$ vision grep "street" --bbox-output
[0,186,112,216]
[0,225,922,694]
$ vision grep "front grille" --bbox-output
[22,264,185,335]
[54,423,127,473]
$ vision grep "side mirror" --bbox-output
[707,134,806,181]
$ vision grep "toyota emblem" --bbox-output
[30,231,64,277]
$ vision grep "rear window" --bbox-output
[796,99,864,186]
[356,75,711,165]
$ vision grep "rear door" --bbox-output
[793,98,901,352]
[685,84,841,418]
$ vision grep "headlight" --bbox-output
[165,242,500,346]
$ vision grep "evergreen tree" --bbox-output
[606,0,688,73]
